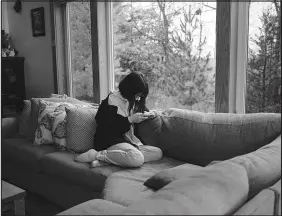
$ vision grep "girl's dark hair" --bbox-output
[118,72,149,113]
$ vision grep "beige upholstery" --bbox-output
[117,161,249,215]
[229,135,281,198]
[58,199,125,215]
[234,189,276,215]
[102,157,184,206]
[2,138,57,172]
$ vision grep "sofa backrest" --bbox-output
[136,108,281,166]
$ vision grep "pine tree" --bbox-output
[113,2,216,111]
[247,3,281,113]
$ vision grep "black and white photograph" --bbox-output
[1,1,281,215]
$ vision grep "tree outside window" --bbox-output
[246,1,281,113]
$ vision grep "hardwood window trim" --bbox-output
[234,2,249,114]
[215,2,231,113]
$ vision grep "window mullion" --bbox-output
[106,2,115,92]
[65,3,73,97]
[235,2,249,114]
[229,2,250,114]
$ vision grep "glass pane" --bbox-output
[112,2,216,112]
[68,2,94,102]
[246,1,281,113]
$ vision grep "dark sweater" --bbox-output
[94,95,131,151]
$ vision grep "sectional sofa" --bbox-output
[1,96,281,215]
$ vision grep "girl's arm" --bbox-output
[95,97,131,135]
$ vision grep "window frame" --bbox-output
[51,1,251,112]
[215,2,250,113]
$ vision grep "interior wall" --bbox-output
[5,1,55,98]
[2,2,10,33]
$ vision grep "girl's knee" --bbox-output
[155,148,163,160]
[128,150,144,167]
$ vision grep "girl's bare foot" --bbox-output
[74,149,98,163]
[90,160,108,168]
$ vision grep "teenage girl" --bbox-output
[75,72,163,167]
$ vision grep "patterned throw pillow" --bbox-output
[34,99,95,148]
[50,93,68,99]
[34,100,61,145]
[66,107,98,153]
[18,100,31,137]
[49,110,68,150]
[28,97,93,141]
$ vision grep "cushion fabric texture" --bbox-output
[18,100,31,137]
[58,199,126,215]
[51,110,68,149]
[144,135,281,196]
[228,135,281,199]
[102,157,185,206]
[137,108,281,166]
[66,107,98,153]
[41,151,123,190]
[28,97,92,141]
[2,117,19,139]
[118,161,249,215]
[233,189,276,215]
[2,138,57,172]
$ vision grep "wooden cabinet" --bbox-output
[1,57,26,117]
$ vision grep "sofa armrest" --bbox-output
[233,189,276,215]
[1,117,19,139]
[269,180,281,216]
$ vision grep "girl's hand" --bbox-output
[128,112,149,123]
[143,111,155,118]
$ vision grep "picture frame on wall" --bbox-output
[31,7,45,37]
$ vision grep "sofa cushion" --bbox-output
[229,135,281,198]
[50,110,68,149]
[2,117,19,139]
[102,157,184,206]
[118,161,249,215]
[34,100,62,145]
[66,107,98,153]
[138,109,281,166]
[135,110,163,148]
[2,138,57,172]
[143,163,203,190]
[41,151,124,191]
[58,199,126,215]
[28,97,92,141]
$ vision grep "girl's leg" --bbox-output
[138,145,163,162]
[95,143,144,168]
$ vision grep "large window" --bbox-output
[246,1,281,113]
[54,2,279,114]
[112,2,217,112]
